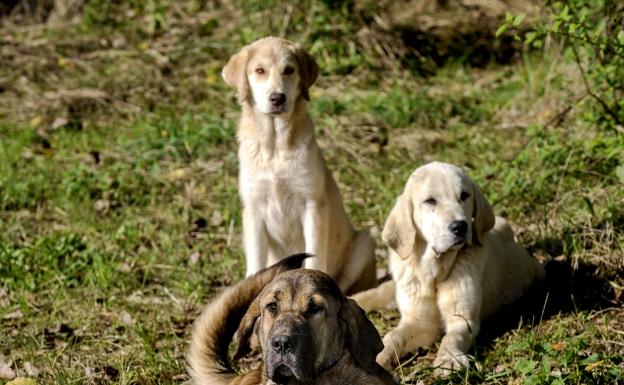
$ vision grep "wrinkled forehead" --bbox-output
[409,164,471,198]
[260,270,342,308]
[248,40,297,68]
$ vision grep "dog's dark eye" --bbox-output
[424,198,437,206]
[306,302,322,315]
[255,68,265,74]
[266,302,277,314]
[283,66,294,75]
[460,191,470,201]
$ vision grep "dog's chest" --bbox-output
[391,250,457,302]
[240,156,323,245]
[241,162,317,203]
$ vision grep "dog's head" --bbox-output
[222,37,319,115]
[382,161,495,260]
[234,268,383,384]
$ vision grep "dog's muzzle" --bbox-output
[269,92,287,114]
[265,321,314,383]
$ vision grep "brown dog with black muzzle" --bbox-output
[188,254,395,385]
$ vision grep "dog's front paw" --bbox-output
[376,345,398,371]
[432,350,470,377]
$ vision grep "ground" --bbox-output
[0,1,623,384]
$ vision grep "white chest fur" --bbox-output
[390,247,459,310]
[238,115,324,255]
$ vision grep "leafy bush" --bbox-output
[499,0,624,129]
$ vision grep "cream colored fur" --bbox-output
[222,37,376,294]
[352,161,545,376]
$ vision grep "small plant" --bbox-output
[498,0,624,129]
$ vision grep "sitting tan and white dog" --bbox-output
[353,161,545,375]
[222,37,376,294]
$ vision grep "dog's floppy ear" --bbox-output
[382,193,416,259]
[471,181,495,245]
[339,298,384,373]
[222,46,251,104]
[234,294,261,359]
[294,46,319,101]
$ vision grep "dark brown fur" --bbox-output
[187,254,395,385]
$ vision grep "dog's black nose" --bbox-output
[270,92,286,107]
[449,220,468,237]
[270,334,292,354]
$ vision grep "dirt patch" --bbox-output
[356,0,541,72]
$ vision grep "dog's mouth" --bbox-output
[433,239,465,256]
[269,105,287,114]
[272,364,295,382]
[266,350,313,384]
[268,362,300,384]
[452,238,466,248]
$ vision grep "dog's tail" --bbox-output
[187,254,309,385]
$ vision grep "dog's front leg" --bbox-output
[243,206,269,277]
[351,280,397,313]
[302,200,329,273]
[377,297,440,371]
[433,272,481,376]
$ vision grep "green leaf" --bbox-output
[525,31,538,46]
[513,14,526,26]
[496,23,509,37]
[515,358,537,375]
[583,196,595,216]
[560,5,570,21]
[615,164,624,183]
[505,11,514,22]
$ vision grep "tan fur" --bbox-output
[223,37,375,294]
[187,254,395,385]
[352,162,545,376]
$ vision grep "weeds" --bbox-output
[0,1,623,384]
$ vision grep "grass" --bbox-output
[1,1,623,384]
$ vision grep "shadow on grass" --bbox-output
[478,216,624,349]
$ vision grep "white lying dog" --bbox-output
[353,161,544,375]
[222,37,376,293]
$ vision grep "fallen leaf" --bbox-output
[51,117,68,130]
[116,261,132,273]
[84,367,95,379]
[93,199,110,213]
[6,378,36,385]
[2,310,23,320]
[494,364,507,373]
[615,164,624,184]
[0,358,15,379]
[29,117,42,128]
[585,360,604,372]
[23,362,39,377]
[119,311,135,327]
[20,149,35,160]
[167,168,189,181]
[552,341,566,351]
[155,339,168,349]
[210,210,223,227]
[189,251,200,265]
